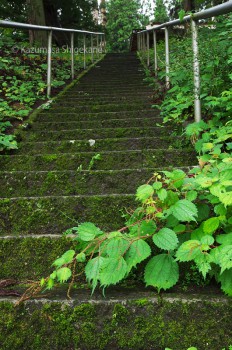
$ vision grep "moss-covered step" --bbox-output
[0,168,155,197]
[31,117,162,131]
[0,194,135,235]
[17,136,184,155]
[36,110,159,122]
[0,292,231,350]
[64,91,153,98]
[0,149,196,172]
[54,97,153,106]
[0,236,74,280]
[22,126,173,142]
[45,103,151,113]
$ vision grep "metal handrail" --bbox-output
[137,1,232,122]
[0,20,106,97]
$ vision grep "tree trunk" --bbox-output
[183,0,195,12]
[27,0,47,46]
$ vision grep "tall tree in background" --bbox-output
[0,0,100,45]
[154,0,168,23]
[106,0,146,52]
[26,0,47,46]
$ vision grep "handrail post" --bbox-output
[83,33,86,69]
[91,34,94,63]
[147,31,150,67]
[191,19,201,122]
[100,34,103,56]
[71,32,74,80]
[47,30,52,98]
[153,30,157,75]
[97,34,99,58]
[164,27,170,89]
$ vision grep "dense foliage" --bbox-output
[106,0,148,52]
[0,30,94,151]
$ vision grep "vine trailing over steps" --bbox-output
[18,119,232,303]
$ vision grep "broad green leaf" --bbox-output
[56,267,72,283]
[216,233,232,245]
[153,181,162,190]
[50,271,57,280]
[166,215,179,228]
[218,245,232,273]
[218,268,232,296]
[186,190,198,201]
[191,227,207,241]
[52,250,75,268]
[203,217,220,234]
[144,254,179,291]
[175,240,202,262]
[219,192,232,206]
[76,252,86,262]
[139,220,157,235]
[201,235,214,246]
[136,184,154,202]
[107,231,122,239]
[171,199,198,222]
[214,203,227,216]
[78,222,103,241]
[171,169,186,188]
[106,237,130,258]
[210,246,222,264]
[153,228,179,251]
[157,188,167,201]
[99,257,127,287]
[85,256,105,293]
[195,254,212,279]
[125,239,151,272]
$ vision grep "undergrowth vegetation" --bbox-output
[0,29,93,152]
[17,15,232,302]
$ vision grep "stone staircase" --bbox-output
[0,53,230,350]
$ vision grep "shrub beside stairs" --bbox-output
[0,53,231,350]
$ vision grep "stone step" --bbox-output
[0,194,135,235]
[0,289,230,350]
[16,136,185,155]
[0,168,155,197]
[43,103,151,113]
[36,110,159,121]
[31,117,162,131]
[54,97,153,106]
[0,149,196,172]
[22,126,172,142]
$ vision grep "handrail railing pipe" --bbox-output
[0,19,105,98]
[137,1,232,122]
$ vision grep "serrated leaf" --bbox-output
[191,227,207,241]
[171,169,186,188]
[52,250,75,268]
[218,268,232,296]
[56,267,72,283]
[40,278,45,287]
[46,278,55,290]
[106,237,130,258]
[125,239,151,272]
[171,199,198,222]
[216,233,232,245]
[107,231,122,239]
[201,235,214,246]
[144,254,179,291]
[85,256,105,293]
[78,222,103,241]
[214,204,227,216]
[219,192,232,206]
[203,217,220,234]
[175,240,202,262]
[136,184,154,202]
[76,252,86,262]
[157,188,167,200]
[153,228,179,250]
[50,271,57,279]
[139,220,157,235]
[186,190,198,201]
[99,257,127,287]
[153,181,162,190]
[218,245,232,273]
